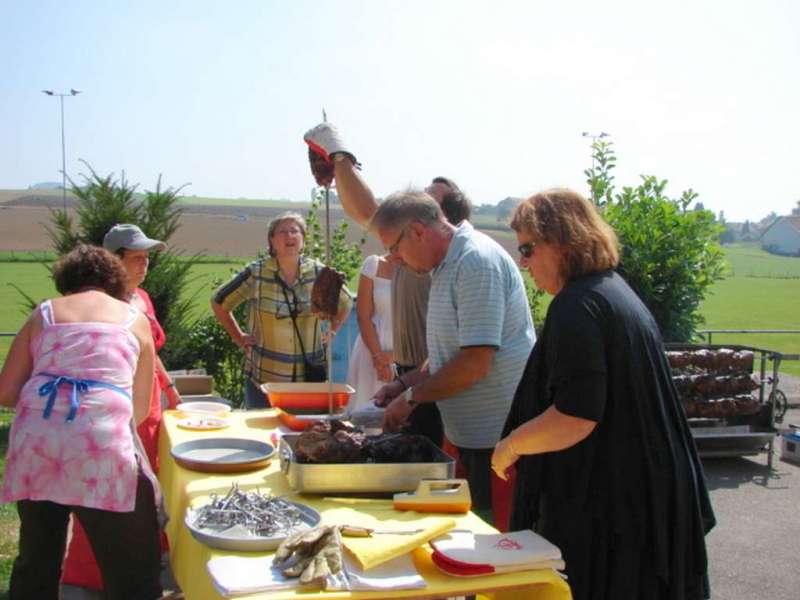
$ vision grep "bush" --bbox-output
[303,186,366,281]
[586,142,725,342]
[43,162,202,368]
[186,303,247,408]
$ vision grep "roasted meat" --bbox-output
[308,147,334,187]
[363,434,436,463]
[293,421,436,464]
[667,347,764,421]
[672,373,759,398]
[683,396,762,419]
[311,266,346,320]
[294,421,365,463]
[666,349,754,373]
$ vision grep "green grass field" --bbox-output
[721,243,800,278]
[1,243,798,369]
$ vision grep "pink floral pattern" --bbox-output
[1,303,141,512]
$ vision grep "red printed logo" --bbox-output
[494,537,523,550]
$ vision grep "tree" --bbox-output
[792,199,800,216]
[741,220,751,238]
[583,140,617,206]
[43,162,201,368]
[496,197,520,222]
[586,142,725,342]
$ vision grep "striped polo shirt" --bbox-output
[427,221,535,448]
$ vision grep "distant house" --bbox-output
[760,216,800,256]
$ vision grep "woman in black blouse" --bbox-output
[492,189,715,600]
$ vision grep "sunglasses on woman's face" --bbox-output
[517,242,536,259]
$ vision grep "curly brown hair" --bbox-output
[52,244,128,300]
[510,188,619,281]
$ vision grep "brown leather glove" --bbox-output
[274,525,344,587]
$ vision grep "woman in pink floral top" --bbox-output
[0,245,163,599]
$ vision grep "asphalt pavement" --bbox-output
[702,401,800,600]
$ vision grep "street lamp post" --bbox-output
[42,88,82,211]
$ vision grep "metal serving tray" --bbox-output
[184,501,321,552]
[278,434,455,494]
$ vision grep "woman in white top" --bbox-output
[346,254,397,410]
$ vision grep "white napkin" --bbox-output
[207,552,425,597]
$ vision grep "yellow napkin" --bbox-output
[341,517,456,571]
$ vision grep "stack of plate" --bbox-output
[175,401,232,431]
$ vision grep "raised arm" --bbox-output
[304,123,379,229]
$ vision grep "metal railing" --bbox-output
[699,329,800,352]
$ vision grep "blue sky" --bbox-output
[2,0,799,222]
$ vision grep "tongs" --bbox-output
[291,404,385,425]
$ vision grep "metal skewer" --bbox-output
[322,107,334,417]
[325,183,334,417]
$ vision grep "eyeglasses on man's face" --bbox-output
[388,227,408,255]
[517,241,536,259]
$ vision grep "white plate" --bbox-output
[176,416,230,431]
[176,401,232,417]
[171,438,275,473]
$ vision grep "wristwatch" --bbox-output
[403,387,417,407]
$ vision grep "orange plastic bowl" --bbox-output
[262,383,354,411]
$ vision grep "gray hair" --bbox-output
[267,211,307,256]
[370,189,444,233]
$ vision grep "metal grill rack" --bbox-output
[665,343,780,468]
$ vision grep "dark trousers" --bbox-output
[396,364,444,447]
[10,470,162,600]
[244,378,269,410]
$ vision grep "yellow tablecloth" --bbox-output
[158,409,572,600]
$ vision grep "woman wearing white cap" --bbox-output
[62,224,179,592]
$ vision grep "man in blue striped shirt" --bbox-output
[304,123,535,521]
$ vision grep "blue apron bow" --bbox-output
[37,372,131,423]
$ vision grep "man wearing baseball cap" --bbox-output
[102,224,166,253]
